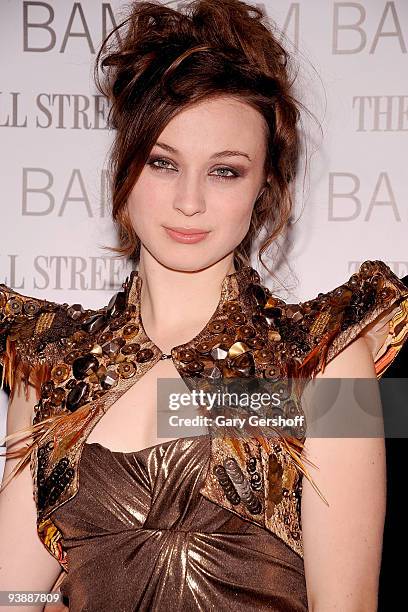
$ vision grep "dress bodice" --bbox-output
[51,437,308,611]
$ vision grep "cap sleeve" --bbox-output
[0,284,68,400]
[294,260,408,379]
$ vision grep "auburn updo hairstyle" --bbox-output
[94,0,312,274]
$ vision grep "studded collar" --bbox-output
[122,264,267,363]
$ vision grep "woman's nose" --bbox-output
[172,178,207,215]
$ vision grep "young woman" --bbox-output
[1,1,407,610]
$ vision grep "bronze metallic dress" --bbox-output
[2,260,408,612]
[51,436,307,611]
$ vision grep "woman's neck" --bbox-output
[136,254,236,353]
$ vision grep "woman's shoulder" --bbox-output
[270,259,408,379]
[0,283,104,399]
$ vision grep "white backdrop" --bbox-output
[1,0,407,475]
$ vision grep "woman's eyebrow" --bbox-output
[154,141,252,161]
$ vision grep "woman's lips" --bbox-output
[164,227,210,244]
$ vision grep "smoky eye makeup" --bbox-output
[146,155,247,181]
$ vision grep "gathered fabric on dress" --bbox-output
[50,436,308,612]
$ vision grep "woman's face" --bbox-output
[127,95,268,272]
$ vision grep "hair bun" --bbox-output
[95,0,293,115]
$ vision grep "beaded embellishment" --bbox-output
[1,259,408,567]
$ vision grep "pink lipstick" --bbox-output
[164,226,210,244]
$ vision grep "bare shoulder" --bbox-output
[315,334,377,379]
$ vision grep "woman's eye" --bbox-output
[212,167,239,180]
[148,158,174,172]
